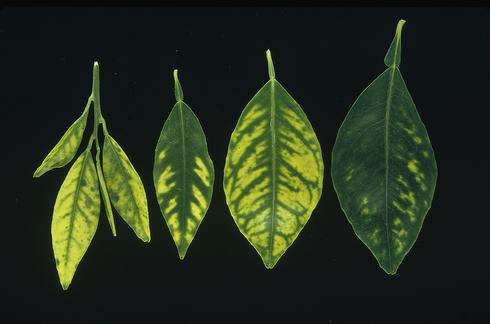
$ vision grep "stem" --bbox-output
[173,69,184,102]
[91,61,116,236]
[384,19,406,68]
[266,49,275,80]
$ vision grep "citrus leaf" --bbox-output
[153,70,215,259]
[103,134,150,242]
[331,20,438,274]
[33,102,90,178]
[52,148,100,290]
[223,50,324,269]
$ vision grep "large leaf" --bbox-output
[52,149,100,290]
[33,102,89,177]
[103,134,150,242]
[223,50,324,269]
[331,20,437,274]
[153,70,215,259]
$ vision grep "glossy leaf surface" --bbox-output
[224,50,324,269]
[33,104,89,178]
[153,70,215,259]
[103,134,150,242]
[331,20,437,274]
[52,149,100,290]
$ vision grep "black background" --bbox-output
[2,7,489,323]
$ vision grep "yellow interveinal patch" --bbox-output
[223,50,324,269]
[52,150,100,290]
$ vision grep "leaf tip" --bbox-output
[263,257,279,269]
[33,167,43,178]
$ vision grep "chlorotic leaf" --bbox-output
[153,70,215,259]
[223,50,324,269]
[331,20,437,274]
[103,134,150,242]
[52,148,100,290]
[33,104,89,178]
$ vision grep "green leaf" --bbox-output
[103,134,150,242]
[331,20,437,274]
[33,102,89,178]
[52,148,100,290]
[153,70,215,259]
[223,50,324,269]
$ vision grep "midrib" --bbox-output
[268,80,277,264]
[384,67,396,270]
[178,102,187,238]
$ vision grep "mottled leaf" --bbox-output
[331,20,437,274]
[103,134,150,242]
[223,50,324,269]
[33,103,89,177]
[52,149,100,290]
[153,70,215,259]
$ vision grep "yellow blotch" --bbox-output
[361,196,369,205]
[194,157,211,187]
[272,235,287,257]
[157,165,176,194]
[422,151,429,158]
[173,231,181,243]
[158,149,166,161]
[397,175,409,188]
[236,165,267,194]
[190,202,203,221]
[236,177,270,215]
[394,238,405,255]
[231,120,267,165]
[164,196,178,215]
[167,213,179,231]
[402,124,416,135]
[238,218,246,225]
[407,159,419,174]
[237,104,266,132]
[187,218,197,232]
[392,228,408,237]
[361,207,370,215]
[393,218,402,226]
[250,232,269,248]
[369,228,380,245]
[245,208,269,232]
[393,201,416,223]
[192,184,207,210]
[276,205,299,235]
[413,136,422,144]
[279,131,320,183]
[277,180,310,212]
[400,191,416,206]
[281,106,313,141]
[184,233,193,243]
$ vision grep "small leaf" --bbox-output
[331,20,437,274]
[223,50,324,269]
[103,134,150,242]
[52,149,100,290]
[153,70,215,259]
[33,105,89,177]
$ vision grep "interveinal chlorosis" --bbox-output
[34,62,150,290]
[331,20,437,274]
[223,50,324,269]
[153,70,215,259]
